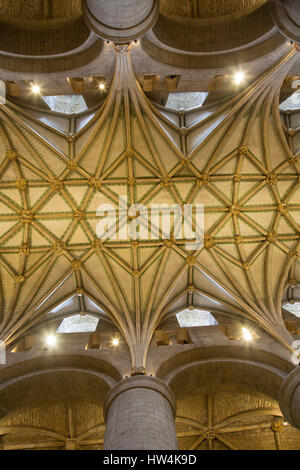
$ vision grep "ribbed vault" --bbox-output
[0,43,299,373]
[160,0,267,19]
[176,391,299,450]
[171,360,300,450]
[0,0,82,21]
[0,401,105,450]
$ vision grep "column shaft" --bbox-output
[279,368,300,429]
[103,376,178,450]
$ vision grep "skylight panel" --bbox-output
[283,302,300,317]
[166,92,208,111]
[176,308,218,327]
[42,95,88,114]
[56,314,99,333]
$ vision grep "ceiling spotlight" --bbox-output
[31,83,41,94]
[99,83,105,91]
[112,338,119,347]
[242,327,253,342]
[45,334,57,348]
[234,72,245,86]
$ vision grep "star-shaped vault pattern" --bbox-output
[0,43,299,371]
[0,405,104,450]
[176,392,296,450]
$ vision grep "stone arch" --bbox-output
[157,345,294,400]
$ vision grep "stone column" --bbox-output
[103,375,178,450]
[82,0,159,43]
[270,0,300,43]
[279,368,300,429]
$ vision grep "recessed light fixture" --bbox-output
[31,83,41,94]
[99,83,105,91]
[112,338,119,347]
[45,334,57,347]
[242,327,253,342]
[234,72,245,86]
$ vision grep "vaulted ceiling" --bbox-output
[0,43,299,372]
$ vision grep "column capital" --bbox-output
[82,0,160,43]
[104,375,177,421]
[270,0,300,44]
